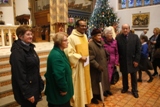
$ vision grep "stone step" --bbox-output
[0,68,10,77]
[40,61,47,69]
[0,61,46,71]
[39,55,48,62]
[0,67,46,87]
[0,60,9,66]
[0,76,46,99]
[0,55,10,63]
[0,73,46,93]
[0,60,47,77]
[0,75,10,83]
[0,84,13,98]
[0,55,48,65]
[0,54,48,64]
[36,50,50,57]
[0,75,11,87]
[0,62,10,69]
[0,50,50,63]
[0,50,49,71]
[0,95,19,107]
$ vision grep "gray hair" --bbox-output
[52,32,68,46]
[103,27,112,35]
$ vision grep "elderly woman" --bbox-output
[89,28,111,104]
[149,27,160,76]
[10,25,44,107]
[45,32,73,107]
[103,27,119,83]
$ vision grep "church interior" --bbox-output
[0,0,160,107]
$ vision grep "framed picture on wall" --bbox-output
[0,0,12,6]
[132,12,150,27]
[68,0,92,12]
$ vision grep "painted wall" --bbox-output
[109,1,160,38]
[0,0,30,25]
[15,0,30,16]
[0,3,14,25]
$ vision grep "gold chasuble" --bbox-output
[65,29,92,107]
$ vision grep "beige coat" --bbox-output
[89,40,110,94]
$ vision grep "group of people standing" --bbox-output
[10,19,160,107]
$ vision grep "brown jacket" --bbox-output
[89,40,110,94]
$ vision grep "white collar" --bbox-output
[142,42,147,45]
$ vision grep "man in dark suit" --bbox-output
[116,24,141,98]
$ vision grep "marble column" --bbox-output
[50,0,68,41]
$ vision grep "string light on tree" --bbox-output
[88,0,119,32]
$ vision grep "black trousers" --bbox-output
[138,70,152,80]
[21,100,37,107]
[122,71,138,93]
[152,57,160,74]
[48,101,70,107]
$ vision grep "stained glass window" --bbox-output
[120,0,158,10]
[136,0,142,6]
[0,0,9,4]
[153,0,160,4]
[128,0,134,7]
[144,0,150,5]
[121,0,126,8]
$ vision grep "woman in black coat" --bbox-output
[10,25,44,107]
[149,27,160,76]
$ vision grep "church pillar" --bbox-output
[49,0,68,41]
[28,0,36,26]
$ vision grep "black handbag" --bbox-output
[111,66,119,85]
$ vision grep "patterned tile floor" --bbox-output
[37,70,160,107]
[86,70,160,107]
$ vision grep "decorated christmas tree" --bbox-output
[88,0,119,32]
